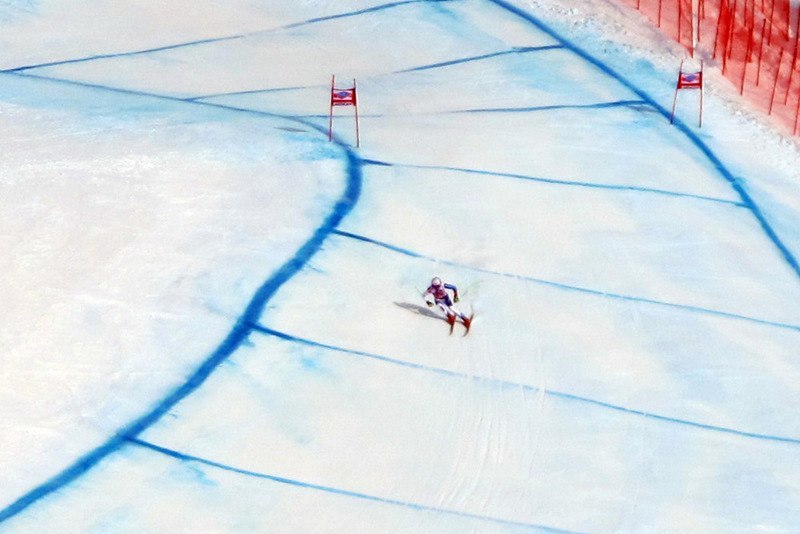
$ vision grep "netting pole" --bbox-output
[741,41,750,93]
[743,0,750,49]
[767,0,777,45]
[697,0,704,44]
[723,1,734,72]
[757,18,767,84]
[794,79,800,134]
[775,0,791,42]
[715,0,724,57]
[714,0,729,58]
[769,47,785,114]
[692,0,697,56]
[741,5,756,93]
[746,0,755,61]
[782,7,800,104]
[727,0,739,61]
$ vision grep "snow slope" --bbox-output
[1,0,799,531]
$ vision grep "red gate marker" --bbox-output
[328,75,360,148]
[671,59,705,127]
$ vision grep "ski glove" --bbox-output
[454,296,460,303]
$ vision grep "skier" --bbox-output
[423,277,471,330]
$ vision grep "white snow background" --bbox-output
[1,0,799,532]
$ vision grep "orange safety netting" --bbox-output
[620,0,800,134]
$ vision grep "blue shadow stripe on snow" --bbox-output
[449,99,650,113]
[395,44,564,73]
[332,229,800,333]
[361,158,745,206]
[286,100,657,121]
[8,71,331,138]
[187,84,315,102]
[485,0,800,285]
[127,437,574,533]
[251,324,800,446]
[5,71,279,115]
[0,35,244,73]
[282,0,458,30]
[0,76,363,523]
[0,1,449,73]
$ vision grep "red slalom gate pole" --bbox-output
[353,79,360,148]
[329,76,359,146]
[671,60,704,127]
[671,59,684,124]
[699,61,705,127]
[328,75,335,142]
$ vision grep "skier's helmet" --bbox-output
[431,277,442,287]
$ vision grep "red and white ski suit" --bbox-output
[424,282,467,321]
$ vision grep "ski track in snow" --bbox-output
[2,0,800,531]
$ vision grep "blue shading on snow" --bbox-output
[126,438,575,533]
[360,157,745,206]
[487,0,800,280]
[249,323,800,445]
[330,229,800,332]
[2,0,800,531]
[394,44,564,73]
[0,0,36,23]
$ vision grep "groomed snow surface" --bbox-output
[2,0,800,532]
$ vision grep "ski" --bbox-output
[462,313,474,337]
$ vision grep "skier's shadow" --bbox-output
[393,301,442,320]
